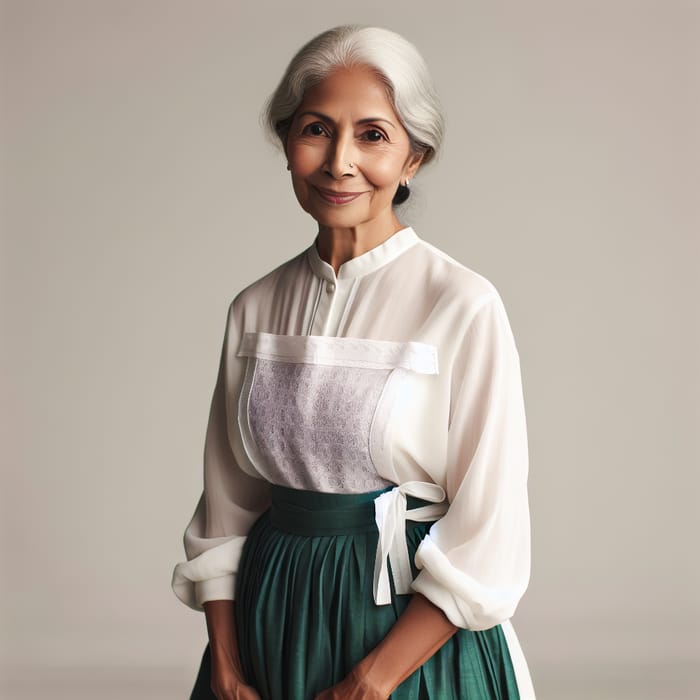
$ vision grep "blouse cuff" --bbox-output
[194,575,236,608]
[171,536,247,611]
[411,535,523,631]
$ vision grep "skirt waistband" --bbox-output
[269,481,450,605]
[269,484,433,536]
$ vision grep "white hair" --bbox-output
[262,25,445,165]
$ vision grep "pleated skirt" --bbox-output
[190,485,520,700]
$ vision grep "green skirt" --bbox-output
[190,485,520,700]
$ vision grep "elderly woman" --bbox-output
[172,24,535,700]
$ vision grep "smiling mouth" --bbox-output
[314,187,365,205]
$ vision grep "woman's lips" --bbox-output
[314,187,365,205]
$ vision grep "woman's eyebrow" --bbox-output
[297,110,398,130]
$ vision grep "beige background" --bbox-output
[1,1,698,698]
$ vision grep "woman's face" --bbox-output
[285,64,423,234]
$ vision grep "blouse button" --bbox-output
[327,282,336,293]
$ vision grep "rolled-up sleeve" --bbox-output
[171,300,271,611]
[411,292,531,630]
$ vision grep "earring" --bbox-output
[404,178,410,187]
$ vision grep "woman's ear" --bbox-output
[284,138,291,171]
[405,152,424,182]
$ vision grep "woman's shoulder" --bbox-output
[410,235,503,314]
[229,245,310,312]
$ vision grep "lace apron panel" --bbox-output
[236,331,439,493]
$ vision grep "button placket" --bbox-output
[309,276,358,337]
[309,276,335,336]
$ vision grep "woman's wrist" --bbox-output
[352,650,395,699]
[203,600,246,680]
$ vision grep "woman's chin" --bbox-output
[306,208,369,230]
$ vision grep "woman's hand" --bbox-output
[210,658,261,700]
[313,663,388,700]
[203,600,261,700]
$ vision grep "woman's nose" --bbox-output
[323,134,357,179]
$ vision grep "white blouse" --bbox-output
[171,226,535,698]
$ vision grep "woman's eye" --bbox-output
[303,123,327,136]
[363,129,386,142]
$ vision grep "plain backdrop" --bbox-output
[1,1,698,698]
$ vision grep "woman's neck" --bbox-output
[315,213,406,276]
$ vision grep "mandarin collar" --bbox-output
[306,226,419,282]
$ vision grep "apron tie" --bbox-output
[372,481,448,605]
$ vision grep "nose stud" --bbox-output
[348,162,354,168]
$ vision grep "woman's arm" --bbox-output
[314,594,457,699]
[410,293,531,631]
[204,600,261,700]
[172,300,270,697]
[171,299,271,612]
